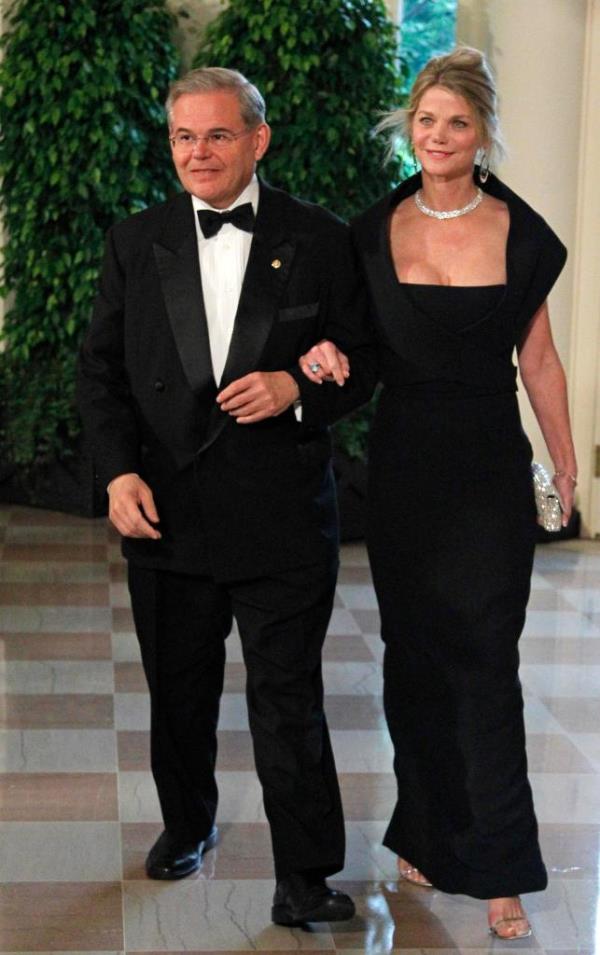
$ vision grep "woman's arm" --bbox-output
[517,301,577,524]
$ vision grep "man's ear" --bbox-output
[254,123,271,161]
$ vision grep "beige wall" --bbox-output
[457,0,598,532]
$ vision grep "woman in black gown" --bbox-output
[301,47,577,939]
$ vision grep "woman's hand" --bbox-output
[552,471,577,527]
[299,340,350,386]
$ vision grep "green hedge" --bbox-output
[0,0,179,482]
[194,0,406,221]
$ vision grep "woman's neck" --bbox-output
[418,172,480,212]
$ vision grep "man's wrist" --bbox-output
[107,472,140,494]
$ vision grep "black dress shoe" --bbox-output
[272,873,355,926]
[145,826,218,880]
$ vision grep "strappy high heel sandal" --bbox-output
[488,897,532,940]
[397,857,433,888]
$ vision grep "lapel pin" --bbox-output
[271,258,282,269]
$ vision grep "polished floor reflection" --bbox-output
[1,503,599,953]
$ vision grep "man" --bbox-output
[78,68,373,926]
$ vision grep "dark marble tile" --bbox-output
[0,882,123,950]
[0,582,110,606]
[0,694,114,730]
[0,631,112,660]
[0,773,118,821]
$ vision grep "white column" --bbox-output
[386,0,403,23]
[457,0,591,527]
[0,0,6,339]
[166,0,223,70]
[569,0,600,535]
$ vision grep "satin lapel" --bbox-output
[153,193,214,397]
[199,182,296,453]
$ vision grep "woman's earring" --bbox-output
[479,150,490,184]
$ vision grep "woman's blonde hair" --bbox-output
[377,46,504,165]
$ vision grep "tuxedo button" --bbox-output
[154,379,165,393]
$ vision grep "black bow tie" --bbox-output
[197,202,255,239]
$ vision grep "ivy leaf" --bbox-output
[0,0,180,475]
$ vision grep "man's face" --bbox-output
[169,91,270,208]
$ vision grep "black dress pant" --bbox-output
[127,558,344,880]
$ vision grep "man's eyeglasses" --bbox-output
[169,129,255,151]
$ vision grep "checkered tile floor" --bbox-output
[1,503,599,952]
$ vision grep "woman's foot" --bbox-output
[397,856,433,887]
[488,897,532,940]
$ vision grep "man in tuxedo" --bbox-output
[78,67,372,925]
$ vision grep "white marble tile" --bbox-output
[530,773,600,824]
[362,634,385,662]
[219,693,250,730]
[0,822,122,882]
[530,571,554,590]
[225,630,244,662]
[326,608,362,636]
[114,693,150,731]
[567,732,600,772]
[0,729,117,772]
[111,631,142,662]
[123,878,334,950]
[336,584,380,610]
[524,877,600,949]
[0,660,114,694]
[523,697,568,734]
[520,663,600,697]
[115,692,250,732]
[339,821,398,881]
[109,582,131,608]
[118,771,161,823]
[119,770,267,823]
[559,588,600,614]
[523,611,600,638]
[0,606,111,633]
[323,661,383,695]
[331,730,393,772]
[0,562,108,582]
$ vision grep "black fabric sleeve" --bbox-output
[76,227,141,491]
[287,224,379,429]
[517,221,567,339]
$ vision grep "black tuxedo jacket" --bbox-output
[77,180,374,580]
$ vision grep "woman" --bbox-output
[301,47,577,940]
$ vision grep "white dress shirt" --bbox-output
[192,176,259,385]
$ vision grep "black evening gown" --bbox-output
[352,172,567,900]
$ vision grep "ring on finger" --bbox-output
[309,362,321,373]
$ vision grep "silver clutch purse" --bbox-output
[531,462,563,532]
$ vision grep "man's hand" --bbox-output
[108,473,161,539]
[217,371,300,424]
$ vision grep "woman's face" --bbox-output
[411,85,484,180]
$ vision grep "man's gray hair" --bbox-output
[165,67,266,129]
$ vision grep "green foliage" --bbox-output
[0,0,179,475]
[194,0,406,220]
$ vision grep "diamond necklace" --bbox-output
[414,187,483,220]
